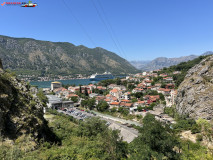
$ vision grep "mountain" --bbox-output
[129,60,151,69]
[131,55,198,71]
[175,55,213,120]
[0,35,138,77]
[0,59,58,146]
[201,51,213,56]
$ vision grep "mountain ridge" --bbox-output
[0,35,138,77]
[130,52,213,71]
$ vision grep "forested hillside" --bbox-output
[0,35,138,76]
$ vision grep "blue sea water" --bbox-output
[30,79,98,88]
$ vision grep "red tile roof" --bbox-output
[110,102,120,105]
[121,99,131,103]
[137,101,145,104]
[104,99,111,102]
[123,103,133,107]
[110,89,118,93]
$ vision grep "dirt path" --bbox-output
[180,130,197,143]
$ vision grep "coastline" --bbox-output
[30,78,98,88]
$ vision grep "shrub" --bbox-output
[111,107,117,113]
[196,134,203,142]
[137,106,143,112]
[191,124,201,134]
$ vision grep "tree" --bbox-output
[147,90,158,95]
[161,83,166,88]
[111,107,117,113]
[36,89,48,107]
[96,101,109,112]
[118,107,129,116]
[71,96,78,103]
[151,81,155,86]
[118,107,124,113]
[79,85,82,94]
[78,117,128,159]
[137,106,143,112]
[85,87,89,96]
[196,118,213,142]
[131,98,138,103]
[159,93,165,101]
[127,83,135,90]
[116,78,121,85]
[103,90,109,96]
[148,102,156,110]
[81,100,87,107]
[135,92,143,98]
[129,114,180,160]
[87,98,96,110]
[78,117,108,137]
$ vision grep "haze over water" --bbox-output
[30,79,98,88]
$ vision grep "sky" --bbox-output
[0,0,213,61]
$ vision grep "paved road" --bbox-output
[57,108,139,143]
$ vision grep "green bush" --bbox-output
[137,106,143,112]
[173,119,196,131]
[111,107,117,113]
[191,124,201,134]
[129,114,180,159]
[196,134,203,142]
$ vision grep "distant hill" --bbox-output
[201,51,213,56]
[0,35,138,76]
[129,60,151,70]
[131,51,213,71]
[130,53,213,71]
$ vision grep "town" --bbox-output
[32,69,182,125]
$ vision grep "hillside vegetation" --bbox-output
[158,55,209,87]
[0,63,58,149]
[0,35,138,77]
[1,111,212,160]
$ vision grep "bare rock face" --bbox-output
[175,55,213,120]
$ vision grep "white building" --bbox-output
[46,95,74,109]
[51,81,62,91]
[142,72,147,76]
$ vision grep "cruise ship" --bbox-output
[89,72,114,81]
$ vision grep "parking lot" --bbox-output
[57,107,96,121]
[57,107,139,143]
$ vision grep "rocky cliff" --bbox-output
[175,55,213,120]
[0,64,58,146]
